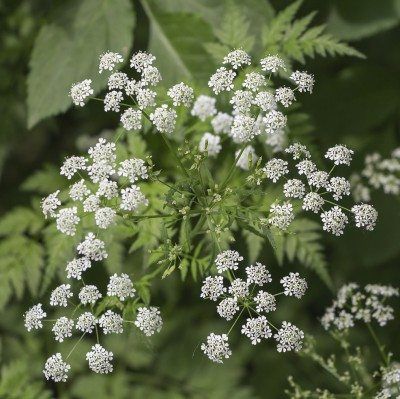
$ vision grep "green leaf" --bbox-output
[21,164,68,194]
[142,0,215,85]
[281,219,333,288]
[0,207,43,236]
[27,0,135,128]
[0,236,44,309]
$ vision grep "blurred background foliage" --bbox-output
[0,0,399,397]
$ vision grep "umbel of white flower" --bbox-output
[200,251,306,362]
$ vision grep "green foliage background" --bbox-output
[0,0,399,397]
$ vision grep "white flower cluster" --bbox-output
[351,148,400,202]
[321,283,399,331]
[260,143,378,234]
[41,137,150,238]
[29,136,164,382]
[200,251,306,362]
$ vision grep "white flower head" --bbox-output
[24,303,47,331]
[76,312,97,334]
[167,82,194,107]
[149,105,177,134]
[120,185,149,212]
[283,179,306,199]
[325,145,354,166]
[104,90,123,112]
[141,65,162,86]
[69,179,90,201]
[253,91,276,112]
[275,86,296,107]
[134,306,163,336]
[290,70,314,93]
[285,143,311,160]
[223,49,251,69]
[200,275,226,301]
[201,333,232,363]
[308,171,329,189]
[56,207,80,236]
[211,112,233,135]
[121,108,142,131]
[263,158,289,182]
[217,297,239,321]
[280,272,307,299]
[130,51,156,72]
[88,138,116,164]
[98,310,123,334]
[99,51,123,73]
[41,190,61,218]
[107,273,136,301]
[230,90,253,113]
[118,158,148,183]
[241,316,272,345]
[208,67,236,94]
[95,207,116,229]
[50,284,73,307]
[43,353,70,382]
[352,204,378,231]
[191,95,217,121]
[70,79,93,106]
[255,290,276,313]
[136,88,156,109]
[236,145,258,170]
[263,110,287,134]
[66,257,91,280]
[215,250,243,273]
[302,192,324,213]
[230,114,260,143]
[296,159,316,176]
[86,344,113,374]
[199,132,222,157]
[327,177,351,200]
[125,79,142,96]
[108,72,128,90]
[52,317,74,342]
[260,55,286,73]
[229,278,250,299]
[321,206,348,236]
[97,179,118,199]
[77,232,108,261]
[274,321,304,352]
[246,263,271,286]
[79,285,102,305]
[269,202,294,230]
[243,72,266,91]
[60,156,87,179]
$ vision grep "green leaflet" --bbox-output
[26,0,135,128]
[274,218,333,289]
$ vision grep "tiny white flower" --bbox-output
[120,185,149,212]
[260,55,286,73]
[217,298,239,321]
[98,310,123,334]
[280,272,307,299]
[208,67,236,94]
[263,110,287,134]
[41,190,61,218]
[200,275,226,301]
[95,207,116,229]
[263,158,288,182]
[275,87,296,107]
[130,51,156,72]
[269,202,294,230]
[43,353,70,382]
[149,105,177,134]
[134,307,163,336]
[50,284,73,307]
[104,90,123,112]
[52,317,74,342]
[223,49,251,69]
[290,70,314,93]
[167,82,194,107]
[79,285,102,305]
[201,333,231,363]
[70,79,93,106]
[86,344,113,374]
[120,108,142,131]
[24,303,47,331]
[241,316,272,345]
[274,321,304,352]
[321,206,348,236]
[325,145,354,166]
[107,273,136,301]
[211,112,233,135]
[99,51,123,73]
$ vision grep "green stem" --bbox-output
[220,144,247,190]
[366,323,388,366]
